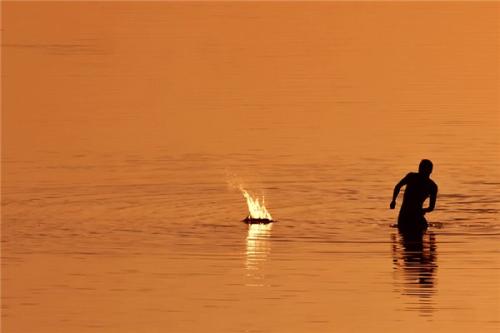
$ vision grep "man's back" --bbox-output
[401,172,437,213]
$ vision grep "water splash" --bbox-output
[240,187,273,221]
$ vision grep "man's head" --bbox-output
[418,159,433,177]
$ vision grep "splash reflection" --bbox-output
[392,230,437,316]
[245,223,272,287]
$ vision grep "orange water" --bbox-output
[2,2,499,332]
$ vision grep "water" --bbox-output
[2,2,499,332]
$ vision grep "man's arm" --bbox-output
[390,174,410,209]
[423,184,438,213]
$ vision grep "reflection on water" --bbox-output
[3,1,499,331]
[245,223,273,287]
[392,231,438,316]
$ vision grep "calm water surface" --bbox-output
[2,2,499,333]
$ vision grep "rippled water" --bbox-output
[2,2,499,333]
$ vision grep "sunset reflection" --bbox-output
[3,1,498,331]
[392,231,438,316]
[245,223,273,286]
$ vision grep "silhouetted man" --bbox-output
[390,159,438,231]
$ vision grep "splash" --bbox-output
[240,187,273,221]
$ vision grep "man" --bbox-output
[390,159,438,231]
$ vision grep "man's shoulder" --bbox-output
[428,178,438,191]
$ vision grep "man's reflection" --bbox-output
[245,223,272,286]
[392,230,437,316]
